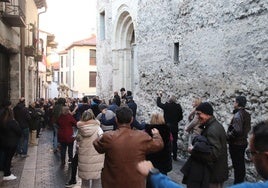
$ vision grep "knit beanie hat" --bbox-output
[196,102,213,116]
[235,96,247,107]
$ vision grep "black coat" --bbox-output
[145,124,172,174]
[156,97,183,129]
[0,120,21,148]
[181,135,211,188]
[127,100,137,118]
[13,102,31,129]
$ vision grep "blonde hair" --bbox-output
[81,109,95,121]
[150,113,165,124]
[193,97,202,108]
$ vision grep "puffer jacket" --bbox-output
[77,119,104,180]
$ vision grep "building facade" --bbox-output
[0,0,47,105]
[59,35,97,98]
[96,0,268,123]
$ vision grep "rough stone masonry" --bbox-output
[97,0,267,182]
[135,0,268,126]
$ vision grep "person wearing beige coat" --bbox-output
[77,109,104,188]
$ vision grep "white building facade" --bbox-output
[59,35,97,98]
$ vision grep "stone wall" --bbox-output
[135,0,268,126]
[97,0,268,182]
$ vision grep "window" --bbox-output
[72,49,75,66]
[60,72,63,83]
[174,42,179,63]
[72,71,75,87]
[100,11,105,40]
[60,56,63,68]
[65,72,68,84]
[54,71,59,83]
[65,56,68,67]
[89,49,96,65]
[89,71,96,87]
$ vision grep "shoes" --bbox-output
[173,156,178,161]
[68,158,72,163]
[65,180,77,187]
[3,174,17,181]
[21,154,29,158]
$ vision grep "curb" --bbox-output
[19,140,38,188]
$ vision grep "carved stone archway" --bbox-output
[112,5,137,92]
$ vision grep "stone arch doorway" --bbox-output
[112,7,137,92]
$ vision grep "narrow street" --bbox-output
[0,128,233,188]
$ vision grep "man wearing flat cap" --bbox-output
[227,96,251,185]
[194,102,228,188]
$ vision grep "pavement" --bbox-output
[0,128,233,188]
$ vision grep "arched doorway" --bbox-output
[112,7,137,92]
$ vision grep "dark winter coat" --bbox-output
[114,94,121,107]
[127,99,137,118]
[181,135,212,188]
[28,106,44,130]
[76,103,91,121]
[156,97,183,131]
[0,119,21,148]
[227,108,251,146]
[13,102,31,129]
[145,124,172,174]
[200,117,228,184]
[91,99,101,117]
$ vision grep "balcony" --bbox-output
[35,54,43,62]
[24,46,36,57]
[34,0,47,9]
[1,4,26,27]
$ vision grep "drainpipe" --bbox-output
[20,27,26,98]
[36,5,47,100]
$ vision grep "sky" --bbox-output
[39,0,97,50]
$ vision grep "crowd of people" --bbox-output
[0,88,267,188]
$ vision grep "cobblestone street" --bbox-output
[0,128,233,188]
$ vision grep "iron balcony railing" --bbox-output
[1,3,26,27]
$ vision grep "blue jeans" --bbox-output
[53,123,58,150]
[17,128,29,155]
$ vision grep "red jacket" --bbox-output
[57,113,77,143]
